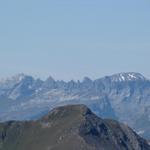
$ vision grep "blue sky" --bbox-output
[0,0,150,80]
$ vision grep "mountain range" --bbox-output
[0,104,150,150]
[0,72,150,139]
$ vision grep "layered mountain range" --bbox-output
[0,105,150,150]
[0,72,150,139]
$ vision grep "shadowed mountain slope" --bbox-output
[0,104,150,150]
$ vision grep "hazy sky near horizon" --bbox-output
[0,0,150,80]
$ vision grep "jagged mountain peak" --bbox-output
[45,76,55,82]
[83,77,92,82]
[0,72,150,139]
[0,72,147,85]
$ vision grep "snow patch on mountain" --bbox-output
[110,72,147,82]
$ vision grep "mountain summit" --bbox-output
[108,72,147,82]
[0,72,150,139]
[0,104,149,150]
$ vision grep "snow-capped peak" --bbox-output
[109,72,147,82]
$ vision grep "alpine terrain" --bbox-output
[0,72,150,139]
[0,105,150,150]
